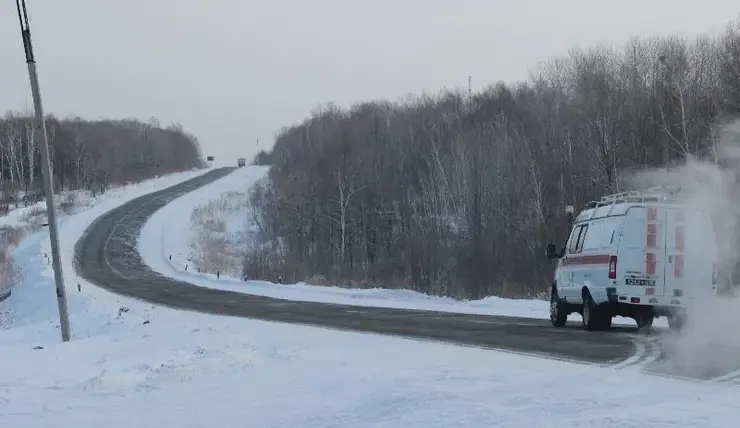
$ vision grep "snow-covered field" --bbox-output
[139,165,668,328]
[0,167,212,339]
[0,165,736,427]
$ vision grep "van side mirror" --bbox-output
[546,243,559,259]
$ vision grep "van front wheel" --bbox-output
[550,289,567,327]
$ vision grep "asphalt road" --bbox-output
[74,167,641,365]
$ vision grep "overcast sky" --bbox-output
[1,0,739,166]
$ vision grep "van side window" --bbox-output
[568,225,584,253]
[575,224,589,253]
[580,219,617,251]
[581,221,605,251]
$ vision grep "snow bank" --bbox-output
[0,167,211,340]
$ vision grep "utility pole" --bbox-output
[15,0,71,342]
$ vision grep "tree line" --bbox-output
[245,17,740,299]
[0,113,205,206]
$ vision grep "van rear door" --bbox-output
[616,206,666,296]
[664,207,717,299]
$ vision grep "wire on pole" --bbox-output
[16,0,35,63]
[15,0,24,29]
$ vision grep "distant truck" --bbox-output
[237,158,246,167]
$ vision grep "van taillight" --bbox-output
[608,256,617,279]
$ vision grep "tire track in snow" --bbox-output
[613,334,663,371]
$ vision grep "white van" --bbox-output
[545,187,718,331]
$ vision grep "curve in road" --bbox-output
[74,167,637,365]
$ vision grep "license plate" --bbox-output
[625,278,655,286]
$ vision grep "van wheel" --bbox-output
[635,314,654,331]
[668,313,685,331]
[550,289,567,327]
[602,314,613,329]
[582,291,609,331]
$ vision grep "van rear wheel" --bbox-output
[581,291,599,331]
[668,313,685,331]
[635,311,654,331]
[582,291,610,331]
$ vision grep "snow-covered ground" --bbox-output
[0,165,736,427]
[5,308,740,428]
[5,299,739,427]
[0,167,212,338]
[139,165,668,328]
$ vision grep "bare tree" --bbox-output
[244,17,740,300]
[0,112,206,204]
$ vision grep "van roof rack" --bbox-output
[589,185,682,206]
[582,185,684,220]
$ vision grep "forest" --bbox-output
[0,113,204,202]
[0,112,204,294]
[245,17,740,299]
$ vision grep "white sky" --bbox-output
[1,0,738,165]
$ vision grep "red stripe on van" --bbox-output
[646,252,657,275]
[647,207,658,221]
[675,226,684,251]
[562,254,611,266]
[674,254,684,278]
[646,223,657,248]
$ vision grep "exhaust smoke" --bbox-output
[625,120,740,378]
